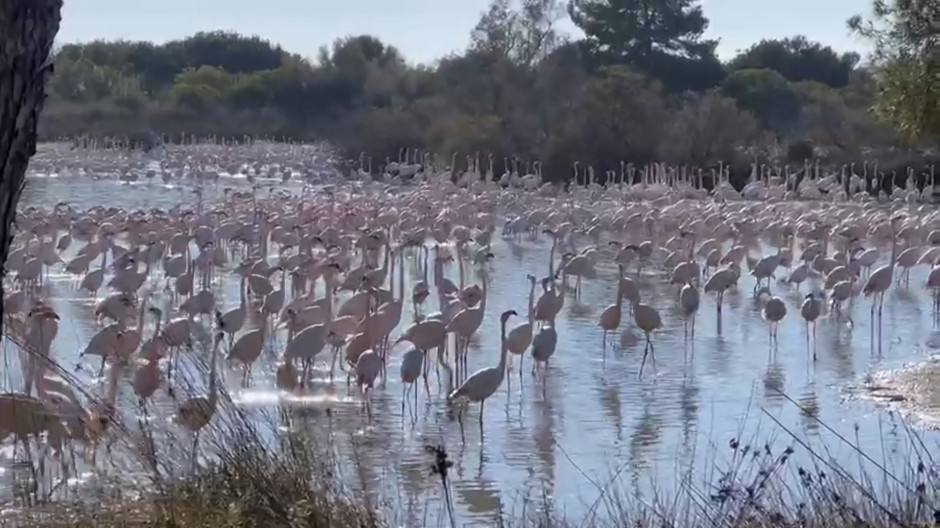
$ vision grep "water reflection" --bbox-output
[798,386,820,434]
[762,360,786,409]
[454,477,501,519]
[532,395,558,494]
[629,389,664,470]
[678,372,699,461]
[596,374,624,442]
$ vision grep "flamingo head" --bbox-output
[805,293,814,300]
[500,310,517,323]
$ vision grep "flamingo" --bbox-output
[447,309,515,443]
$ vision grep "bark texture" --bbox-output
[0,0,63,326]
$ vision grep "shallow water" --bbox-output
[8,160,940,524]
[868,355,940,430]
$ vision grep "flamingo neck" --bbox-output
[497,319,509,373]
[527,282,536,323]
[208,337,221,407]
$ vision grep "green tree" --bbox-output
[177,31,288,74]
[37,27,906,177]
[568,0,724,90]
[728,36,860,88]
[471,0,566,66]
[47,56,134,102]
[849,0,939,142]
[570,67,668,163]
[171,66,233,112]
[661,92,761,164]
[721,69,802,134]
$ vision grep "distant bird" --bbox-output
[800,293,822,360]
[862,216,901,322]
[598,265,625,361]
[176,327,223,467]
[634,303,662,378]
[679,282,700,338]
[704,263,739,315]
[399,345,425,416]
[760,289,787,343]
[447,309,515,443]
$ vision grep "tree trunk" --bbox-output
[0,0,63,330]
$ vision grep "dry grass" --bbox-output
[10,406,382,528]
[10,407,937,528]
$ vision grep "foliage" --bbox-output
[470,0,566,66]
[568,0,725,92]
[721,69,802,134]
[38,0,924,179]
[848,0,939,143]
[728,36,860,88]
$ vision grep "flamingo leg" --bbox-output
[638,337,654,379]
[457,408,465,443]
[812,322,817,360]
[479,400,485,443]
[191,432,200,471]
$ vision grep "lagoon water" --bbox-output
[7,144,939,524]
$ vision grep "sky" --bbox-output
[59,0,873,63]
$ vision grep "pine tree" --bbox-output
[568,0,721,88]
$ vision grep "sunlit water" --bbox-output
[6,165,940,524]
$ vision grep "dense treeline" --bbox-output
[39,0,934,181]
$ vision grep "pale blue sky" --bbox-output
[59,0,872,63]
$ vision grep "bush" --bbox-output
[38,14,931,179]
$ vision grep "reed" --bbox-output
[5,333,938,528]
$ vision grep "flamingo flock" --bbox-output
[1,141,938,495]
